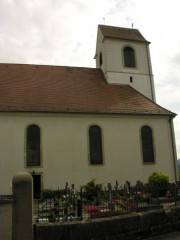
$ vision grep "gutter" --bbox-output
[169,116,178,182]
[146,44,156,102]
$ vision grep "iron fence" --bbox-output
[36,182,180,223]
[0,195,13,203]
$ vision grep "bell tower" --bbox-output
[95,25,156,101]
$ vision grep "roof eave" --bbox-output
[103,35,151,44]
[0,109,176,117]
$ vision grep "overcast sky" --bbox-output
[0,0,180,158]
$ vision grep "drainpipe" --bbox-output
[146,44,156,102]
[169,116,178,182]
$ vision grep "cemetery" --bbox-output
[35,177,180,223]
[34,176,180,240]
[2,172,180,240]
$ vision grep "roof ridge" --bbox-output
[0,63,98,71]
[99,24,139,31]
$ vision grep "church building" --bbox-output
[0,25,178,197]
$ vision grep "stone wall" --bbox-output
[34,206,180,240]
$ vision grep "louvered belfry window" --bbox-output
[26,124,40,166]
[123,47,136,68]
[99,52,103,66]
[89,125,103,164]
[141,126,154,163]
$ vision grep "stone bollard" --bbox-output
[12,172,33,240]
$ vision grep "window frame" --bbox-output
[123,46,136,68]
[141,125,155,164]
[88,125,103,165]
[26,124,41,167]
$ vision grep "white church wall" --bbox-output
[0,112,175,194]
[104,38,150,74]
[104,39,154,99]
[105,72,153,99]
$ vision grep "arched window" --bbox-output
[89,125,103,164]
[141,126,154,163]
[123,47,136,68]
[26,124,41,166]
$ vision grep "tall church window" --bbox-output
[141,126,154,163]
[89,125,103,165]
[26,124,41,166]
[123,47,136,68]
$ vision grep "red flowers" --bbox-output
[84,205,99,213]
[84,205,117,218]
[84,201,136,219]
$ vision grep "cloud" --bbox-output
[155,69,180,159]
[106,0,129,15]
[0,0,102,65]
[0,1,70,64]
[171,52,180,68]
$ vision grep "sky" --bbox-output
[0,0,180,159]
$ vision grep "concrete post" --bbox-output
[12,172,33,240]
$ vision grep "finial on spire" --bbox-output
[132,23,134,28]
[103,18,106,25]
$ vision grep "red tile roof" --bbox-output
[0,63,175,116]
[99,25,149,43]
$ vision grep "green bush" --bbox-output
[82,179,97,193]
[148,172,169,185]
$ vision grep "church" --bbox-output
[0,25,178,197]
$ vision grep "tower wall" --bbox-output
[95,27,156,101]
